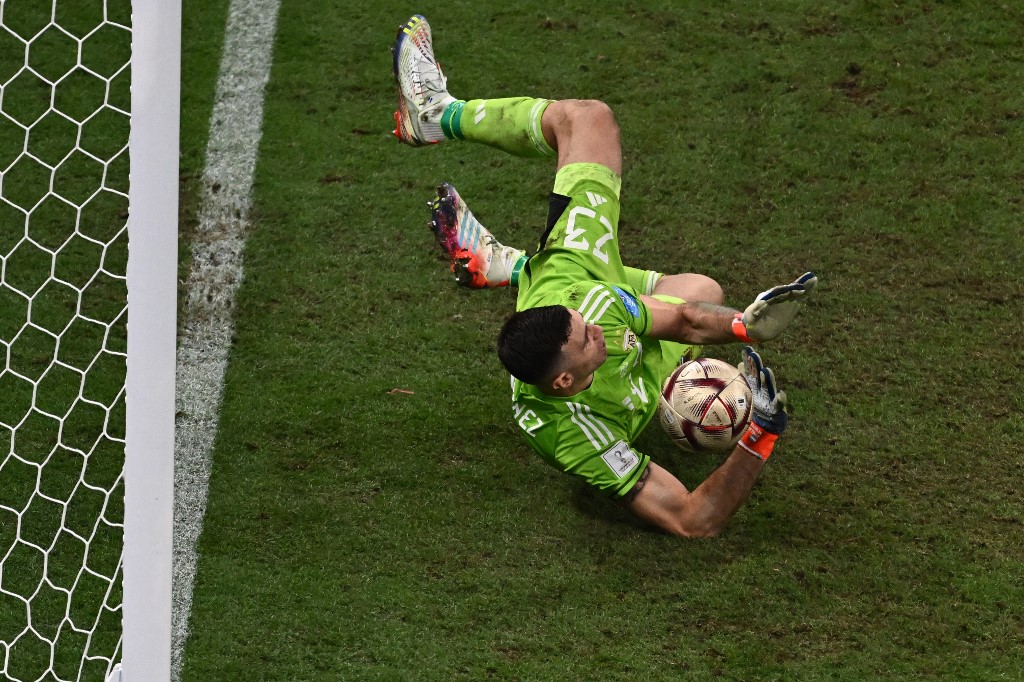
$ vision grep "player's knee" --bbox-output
[654,273,724,305]
[574,99,619,137]
[543,99,622,172]
[554,99,618,138]
[690,274,724,306]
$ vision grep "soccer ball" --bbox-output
[658,357,753,452]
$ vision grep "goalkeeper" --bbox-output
[392,15,816,537]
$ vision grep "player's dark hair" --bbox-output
[497,305,573,385]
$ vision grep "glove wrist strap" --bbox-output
[738,422,778,461]
[732,313,754,343]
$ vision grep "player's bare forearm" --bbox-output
[625,453,765,538]
[640,296,740,345]
[684,447,766,535]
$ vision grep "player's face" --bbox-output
[560,308,608,379]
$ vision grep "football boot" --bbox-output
[427,182,526,288]
[391,15,455,146]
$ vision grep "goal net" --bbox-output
[1,1,176,680]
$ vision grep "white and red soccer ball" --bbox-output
[658,357,752,452]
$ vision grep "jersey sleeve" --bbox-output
[516,398,651,498]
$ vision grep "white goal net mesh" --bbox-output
[0,1,131,680]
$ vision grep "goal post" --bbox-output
[0,0,178,679]
[123,0,180,678]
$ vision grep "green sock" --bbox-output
[509,253,528,288]
[440,97,556,158]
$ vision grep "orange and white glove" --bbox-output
[732,272,818,343]
[737,347,788,460]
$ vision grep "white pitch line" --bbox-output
[171,1,280,679]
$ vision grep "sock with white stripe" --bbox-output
[440,97,557,158]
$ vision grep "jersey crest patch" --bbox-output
[612,286,640,318]
[601,440,640,478]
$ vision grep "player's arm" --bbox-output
[624,347,788,537]
[639,297,739,344]
[639,272,817,344]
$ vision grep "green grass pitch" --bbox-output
[173,1,1024,679]
[177,1,1023,680]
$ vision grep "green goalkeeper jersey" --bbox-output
[511,280,694,497]
[509,162,695,497]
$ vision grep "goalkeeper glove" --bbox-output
[732,271,818,342]
[737,346,788,460]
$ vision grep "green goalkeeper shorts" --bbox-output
[517,162,663,309]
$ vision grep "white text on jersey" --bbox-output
[513,401,544,436]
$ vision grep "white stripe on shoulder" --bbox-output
[578,402,615,443]
[581,289,612,323]
[568,402,613,448]
[567,402,603,449]
[578,284,605,317]
[589,295,615,323]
